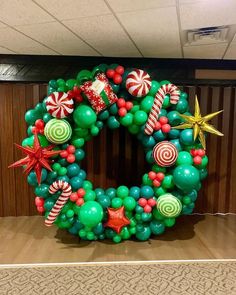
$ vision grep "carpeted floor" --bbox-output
[0,260,235,295]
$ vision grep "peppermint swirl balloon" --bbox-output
[46,92,74,118]
[153,141,178,167]
[157,194,182,218]
[126,69,151,97]
[44,119,72,144]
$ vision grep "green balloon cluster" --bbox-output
[21,63,208,243]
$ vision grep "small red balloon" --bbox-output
[70,192,78,202]
[113,73,122,84]
[194,156,202,165]
[156,172,165,181]
[67,145,76,154]
[138,198,147,207]
[161,124,171,133]
[147,198,156,207]
[35,196,44,207]
[118,107,127,117]
[60,150,68,158]
[76,198,84,206]
[144,204,152,213]
[106,69,115,78]
[35,119,44,129]
[115,65,124,75]
[117,98,126,108]
[37,206,45,213]
[197,149,206,157]
[153,179,161,187]
[159,116,168,125]
[190,149,198,157]
[67,154,75,163]
[125,101,133,110]
[154,121,161,131]
[148,171,156,180]
[77,188,86,198]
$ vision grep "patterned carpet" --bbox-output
[0,261,235,295]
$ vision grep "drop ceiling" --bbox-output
[0,0,235,59]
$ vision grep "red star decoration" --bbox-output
[104,206,130,234]
[8,133,61,184]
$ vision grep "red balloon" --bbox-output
[153,179,161,187]
[67,145,76,154]
[76,198,84,206]
[194,156,202,165]
[70,192,78,202]
[77,188,86,198]
[35,119,44,129]
[106,69,115,78]
[148,171,156,180]
[37,206,45,213]
[125,101,133,110]
[113,73,122,84]
[60,150,68,158]
[118,107,127,117]
[154,121,161,131]
[159,116,168,125]
[162,123,171,133]
[144,204,152,213]
[115,65,124,75]
[138,198,147,207]
[117,98,126,108]
[197,149,205,157]
[156,172,165,181]
[67,154,75,163]
[147,198,156,207]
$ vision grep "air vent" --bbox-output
[186,26,229,45]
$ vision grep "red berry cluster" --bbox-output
[191,149,206,165]
[60,145,76,163]
[32,119,45,134]
[67,86,83,103]
[106,65,124,84]
[117,98,133,117]
[70,188,86,206]
[35,196,45,213]
[153,116,171,133]
[148,171,165,187]
[138,198,156,213]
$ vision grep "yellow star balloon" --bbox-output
[173,95,223,149]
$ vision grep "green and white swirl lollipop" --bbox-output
[44,118,72,144]
[157,194,182,218]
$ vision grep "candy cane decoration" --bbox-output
[44,180,72,227]
[144,84,180,135]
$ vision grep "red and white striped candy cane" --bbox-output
[44,180,72,227]
[144,84,180,135]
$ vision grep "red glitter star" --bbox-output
[9,133,61,184]
[104,206,130,234]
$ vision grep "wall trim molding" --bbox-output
[0,55,236,85]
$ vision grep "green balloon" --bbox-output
[197,156,208,169]
[180,129,195,145]
[123,197,136,211]
[22,135,49,148]
[140,96,154,112]
[112,197,123,208]
[176,151,193,165]
[162,95,171,108]
[67,163,80,178]
[128,124,139,134]
[76,70,92,83]
[73,105,97,128]
[79,201,103,227]
[167,111,182,126]
[150,220,165,235]
[135,225,151,241]
[107,116,120,129]
[71,137,85,148]
[164,218,176,227]
[84,190,96,202]
[25,109,41,125]
[173,165,200,192]
[162,175,174,189]
[148,80,160,96]
[175,98,188,113]
[133,110,148,125]
[120,113,133,126]
[117,186,129,198]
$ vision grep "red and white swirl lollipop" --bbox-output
[145,84,180,135]
[153,141,178,167]
[46,92,74,118]
[126,69,151,97]
[45,180,72,227]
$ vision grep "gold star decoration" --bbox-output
[173,95,223,149]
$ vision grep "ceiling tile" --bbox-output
[63,15,141,57]
[16,22,99,56]
[0,46,16,54]
[107,0,175,13]
[180,0,236,30]
[117,7,182,58]
[183,43,228,59]
[0,27,56,55]
[0,0,53,26]
[35,0,110,20]
[224,43,236,59]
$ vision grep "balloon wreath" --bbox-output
[9,64,223,243]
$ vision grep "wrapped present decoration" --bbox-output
[80,73,118,114]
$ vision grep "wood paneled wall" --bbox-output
[0,83,235,216]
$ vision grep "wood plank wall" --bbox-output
[0,83,235,216]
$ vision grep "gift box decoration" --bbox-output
[80,73,118,114]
